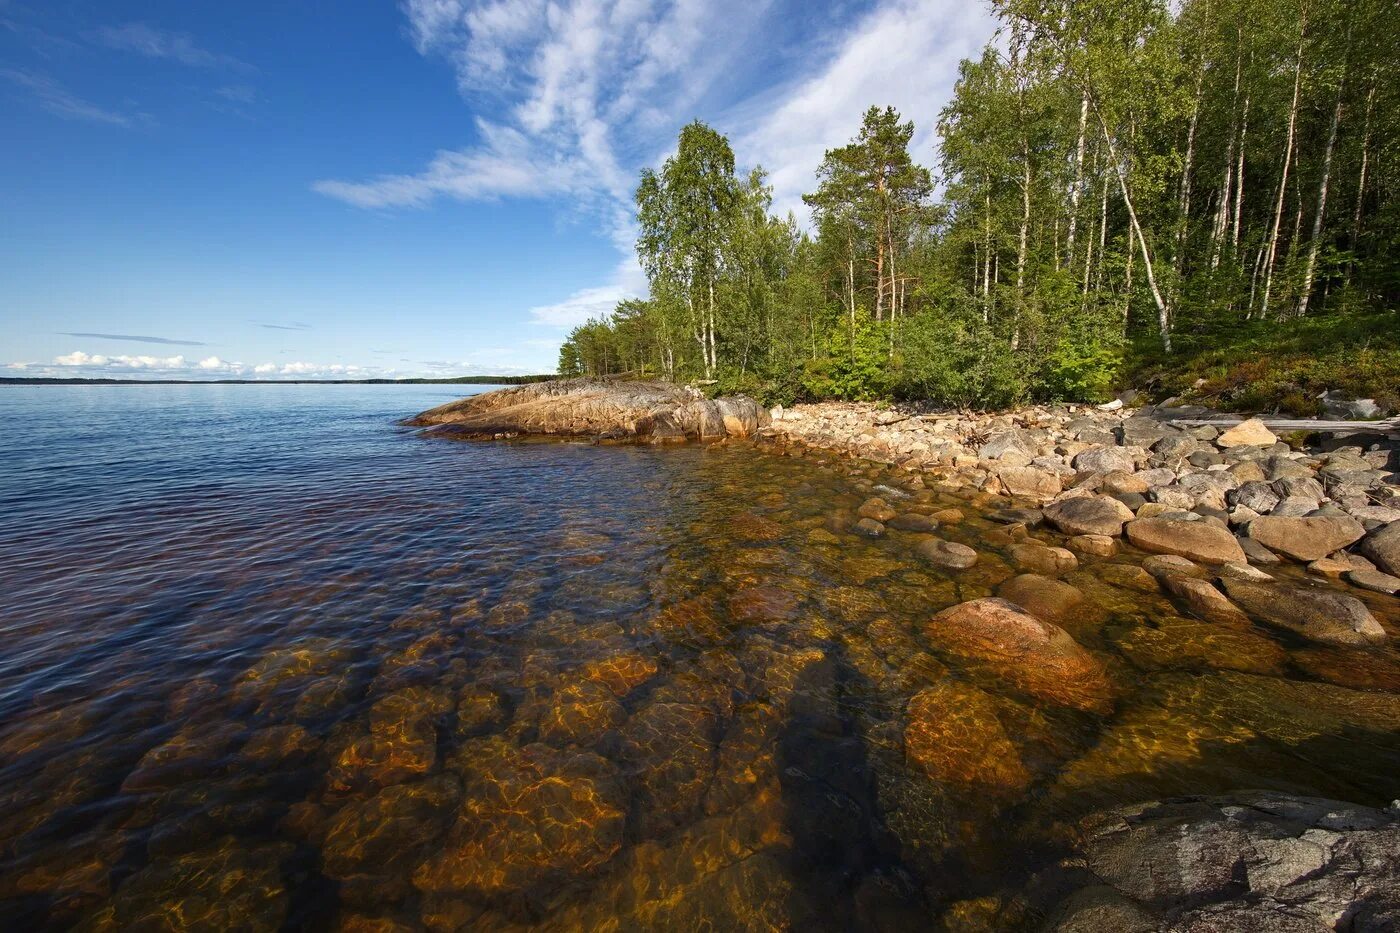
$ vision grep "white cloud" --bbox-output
[2,68,137,126]
[315,0,993,340]
[734,0,994,221]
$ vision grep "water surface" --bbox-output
[1,385,1398,931]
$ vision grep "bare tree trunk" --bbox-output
[1298,74,1345,317]
[1092,97,1174,351]
[983,191,992,319]
[1175,39,1208,275]
[1231,92,1250,256]
[1017,147,1031,302]
[1212,31,1244,271]
[1066,90,1089,265]
[1347,72,1377,289]
[1262,9,1307,318]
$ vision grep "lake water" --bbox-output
[1,384,1398,931]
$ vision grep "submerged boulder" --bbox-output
[920,598,1113,713]
[1219,577,1387,647]
[407,378,769,443]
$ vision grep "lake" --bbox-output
[1,384,1398,930]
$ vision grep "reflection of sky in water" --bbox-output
[0,385,1398,930]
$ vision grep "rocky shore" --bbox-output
[760,400,1400,605]
[408,377,768,442]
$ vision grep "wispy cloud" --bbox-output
[315,0,993,332]
[214,84,257,105]
[2,68,138,126]
[95,23,252,72]
[59,331,208,346]
[252,320,313,331]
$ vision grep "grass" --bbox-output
[1128,309,1400,417]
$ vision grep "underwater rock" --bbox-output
[1219,577,1387,647]
[915,537,979,571]
[1008,543,1078,576]
[321,776,460,883]
[903,680,1031,799]
[997,574,1086,626]
[102,837,294,932]
[921,598,1113,714]
[414,738,626,895]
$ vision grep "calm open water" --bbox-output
[1,384,1398,931]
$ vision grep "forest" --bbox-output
[558,0,1400,413]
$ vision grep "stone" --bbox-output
[997,465,1062,499]
[1142,554,1205,579]
[414,739,626,894]
[998,574,1086,624]
[857,497,897,522]
[106,839,294,932]
[1359,521,1400,575]
[1101,471,1150,495]
[1073,446,1136,475]
[888,513,938,532]
[852,517,886,538]
[988,507,1044,527]
[1273,475,1326,501]
[904,681,1031,799]
[409,377,768,442]
[914,537,979,571]
[1037,793,1400,932]
[1125,518,1247,565]
[1043,496,1136,537]
[921,598,1113,713]
[1219,561,1273,582]
[1219,577,1387,647]
[1348,569,1400,595]
[1158,575,1250,626]
[1230,481,1280,514]
[1119,418,1171,448]
[1238,536,1282,565]
[1246,515,1366,562]
[1068,534,1118,558]
[1008,543,1078,576]
[979,431,1035,460]
[1216,417,1278,448]
[321,777,460,882]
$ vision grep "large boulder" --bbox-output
[1125,518,1246,565]
[1246,515,1366,562]
[920,598,1113,713]
[407,378,769,443]
[1360,522,1400,576]
[1216,417,1278,448]
[1219,577,1387,647]
[1043,496,1136,537]
[1038,793,1400,932]
[1073,446,1137,475]
[997,465,1062,499]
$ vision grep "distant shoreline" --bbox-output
[0,375,556,387]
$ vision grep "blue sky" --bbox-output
[2,0,993,380]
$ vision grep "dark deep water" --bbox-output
[1,384,1398,931]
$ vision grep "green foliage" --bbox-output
[559,0,1400,414]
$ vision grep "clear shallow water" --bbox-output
[1,385,1399,931]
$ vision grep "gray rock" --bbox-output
[1359,521,1400,576]
[979,430,1037,460]
[1043,496,1137,537]
[1348,569,1400,595]
[1264,456,1315,481]
[1074,446,1137,475]
[1237,537,1282,565]
[1320,390,1383,420]
[914,537,979,571]
[1118,418,1173,449]
[1271,496,1321,517]
[852,517,885,538]
[1272,476,1326,502]
[1230,481,1280,514]
[1245,515,1366,562]
[1220,577,1387,647]
[1039,792,1400,933]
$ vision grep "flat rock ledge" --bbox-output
[407,378,769,443]
[1033,791,1400,932]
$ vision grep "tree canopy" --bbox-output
[561,0,1400,412]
